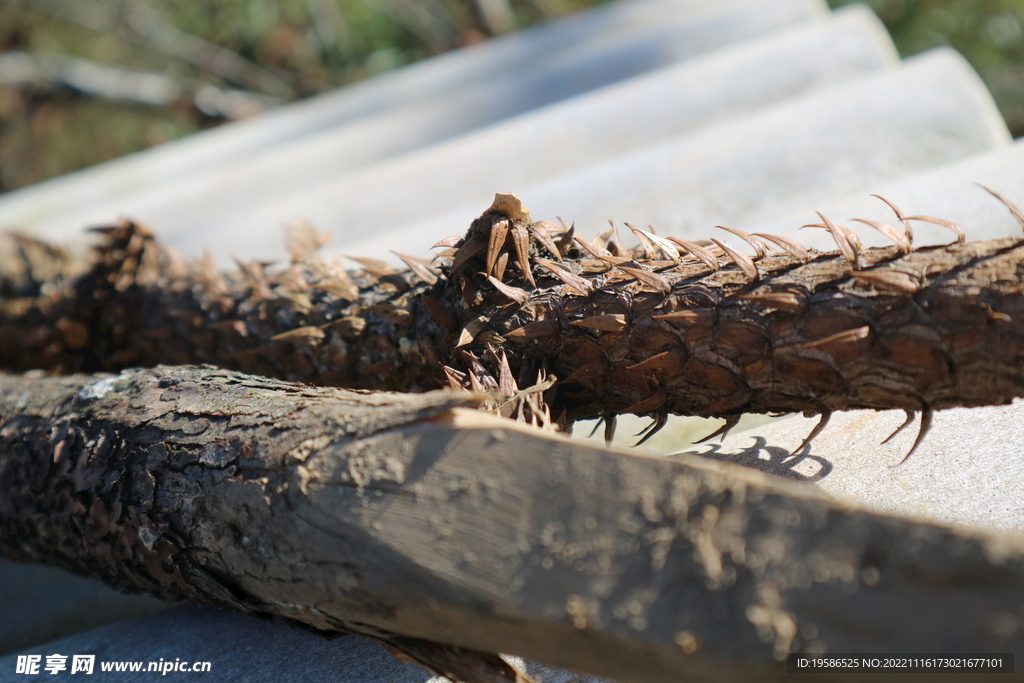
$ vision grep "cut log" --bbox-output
[1,365,1021,682]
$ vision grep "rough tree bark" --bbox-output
[2,365,1022,683]
[2,194,1024,437]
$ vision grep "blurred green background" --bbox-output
[0,0,1022,195]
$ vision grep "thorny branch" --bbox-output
[2,365,1023,683]
[3,191,1024,457]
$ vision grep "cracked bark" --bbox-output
[2,365,1023,683]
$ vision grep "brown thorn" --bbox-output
[751,232,810,263]
[607,220,625,256]
[634,412,668,447]
[653,309,713,324]
[623,390,666,416]
[739,291,804,313]
[456,316,488,348]
[460,276,478,307]
[505,319,559,341]
[530,221,564,261]
[603,415,617,446]
[511,226,535,288]
[595,254,634,267]
[795,411,831,454]
[666,236,720,271]
[895,406,932,466]
[442,365,468,391]
[881,409,916,445]
[694,415,741,444]
[848,269,921,294]
[345,254,395,278]
[536,258,595,296]
[555,223,576,257]
[627,223,681,261]
[644,225,682,261]
[496,350,518,398]
[486,218,510,277]
[977,183,1024,231]
[460,350,499,394]
[393,252,439,285]
[432,236,462,249]
[421,295,457,332]
[485,274,529,303]
[803,212,857,266]
[902,215,966,244]
[625,222,656,260]
[561,360,606,384]
[571,314,628,332]
[626,349,682,372]
[449,235,486,274]
[616,265,671,294]
[709,238,758,281]
[493,251,509,282]
[814,211,864,253]
[798,325,870,350]
[870,194,914,243]
[574,234,612,258]
[714,226,768,260]
[849,218,912,254]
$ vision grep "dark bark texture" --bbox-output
[2,365,1023,683]
[2,194,1024,432]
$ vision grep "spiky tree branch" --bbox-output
[3,193,1024,451]
[2,365,1023,683]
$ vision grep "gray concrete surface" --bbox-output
[0,0,825,242]
[685,401,1024,536]
[0,604,608,683]
[748,137,1024,250]
[0,560,166,657]
[0,605,434,683]
[336,47,1009,265]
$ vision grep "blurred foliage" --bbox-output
[0,0,604,193]
[1,0,1024,195]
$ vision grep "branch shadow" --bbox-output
[671,435,834,483]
